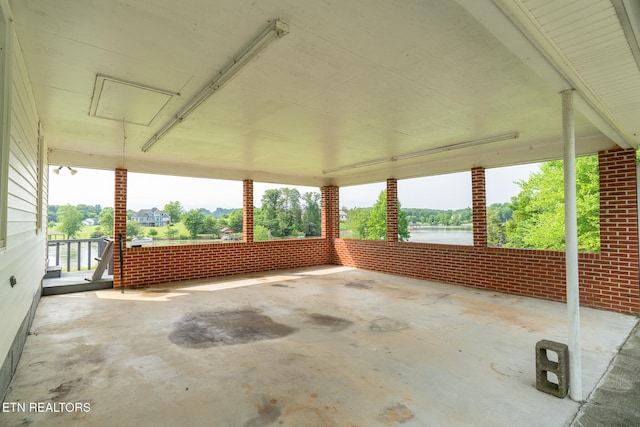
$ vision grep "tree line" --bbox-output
[48,187,323,241]
[49,155,602,249]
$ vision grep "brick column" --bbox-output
[598,148,640,312]
[387,178,398,242]
[472,167,487,247]
[113,168,127,288]
[243,179,253,242]
[321,186,339,240]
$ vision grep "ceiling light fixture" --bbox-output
[322,132,520,174]
[53,166,78,175]
[141,19,290,153]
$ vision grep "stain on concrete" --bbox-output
[63,344,105,368]
[169,309,295,348]
[369,318,409,333]
[345,279,375,289]
[306,313,353,332]
[244,397,281,427]
[271,284,291,288]
[379,403,415,423]
[48,377,85,401]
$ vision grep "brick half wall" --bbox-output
[334,240,638,313]
[120,239,330,288]
[334,149,640,314]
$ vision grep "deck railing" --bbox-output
[47,238,112,273]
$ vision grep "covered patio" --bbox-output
[2,266,637,426]
[2,0,640,422]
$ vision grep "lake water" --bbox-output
[407,228,473,245]
[340,228,474,245]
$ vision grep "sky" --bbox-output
[48,163,541,212]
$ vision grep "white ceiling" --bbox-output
[8,0,640,186]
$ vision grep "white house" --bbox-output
[81,218,99,226]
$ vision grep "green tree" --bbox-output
[279,188,302,235]
[99,207,114,237]
[254,225,270,241]
[344,208,371,239]
[183,209,205,239]
[164,201,184,223]
[398,204,410,242]
[506,156,600,251]
[260,189,284,236]
[301,192,321,236]
[202,216,220,237]
[57,205,83,238]
[126,221,142,239]
[228,209,244,233]
[48,205,59,223]
[165,226,178,240]
[486,203,511,247]
[365,190,410,241]
[148,229,158,238]
[367,190,388,240]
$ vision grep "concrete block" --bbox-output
[536,339,569,398]
[45,265,62,278]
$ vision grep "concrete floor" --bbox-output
[1,266,637,426]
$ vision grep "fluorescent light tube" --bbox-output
[141,19,289,153]
[322,132,519,174]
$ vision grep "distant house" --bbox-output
[81,218,99,226]
[131,208,171,227]
[340,210,348,221]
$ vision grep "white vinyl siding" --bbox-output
[0,20,46,368]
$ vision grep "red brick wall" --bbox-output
[119,239,330,287]
[334,149,640,314]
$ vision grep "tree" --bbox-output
[506,156,600,251]
[364,190,410,241]
[48,205,59,223]
[183,209,205,239]
[260,189,284,237]
[301,192,321,236]
[254,225,270,241]
[367,190,388,240]
[228,209,243,233]
[57,205,83,238]
[398,204,410,242]
[344,208,371,239]
[99,207,114,237]
[279,188,302,235]
[126,221,142,239]
[148,229,158,238]
[164,201,184,223]
[486,203,511,247]
[165,226,178,240]
[202,216,220,238]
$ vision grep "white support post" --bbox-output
[562,89,582,402]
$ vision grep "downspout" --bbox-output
[562,89,582,401]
